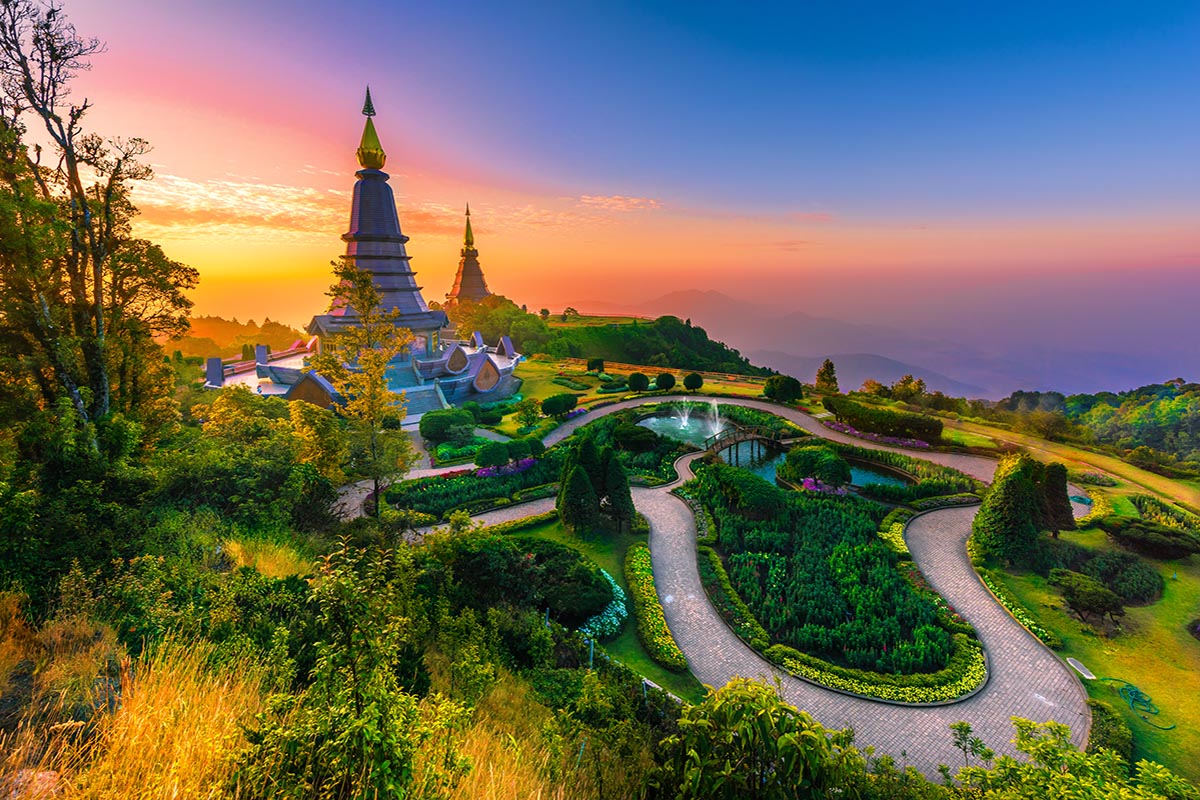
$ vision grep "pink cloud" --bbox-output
[577,194,663,212]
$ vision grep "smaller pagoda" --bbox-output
[445,204,492,306]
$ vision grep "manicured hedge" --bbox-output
[824,396,943,443]
[552,376,590,391]
[1087,699,1134,761]
[878,507,913,558]
[765,634,986,704]
[624,543,688,672]
[910,493,982,510]
[386,450,565,518]
[696,545,770,650]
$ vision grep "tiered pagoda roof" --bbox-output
[445,204,492,305]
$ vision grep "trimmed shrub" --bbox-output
[505,438,532,462]
[474,440,511,468]
[552,376,590,391]
[1082,550,1163,604]
[1098,517,1200,560]
[625,543,688,672]
[628,372,650,393]
[763,374,804,402]
[1087,699,1134,761]
[654,372,676,392]
[419,408,475,444]
[824,396,942,443]
[541,393,579,419]
[683,372,703,392]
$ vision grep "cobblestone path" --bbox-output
[374,394,1090,773]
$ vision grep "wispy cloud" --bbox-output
[577,194,662,212]
[789,211,835,223]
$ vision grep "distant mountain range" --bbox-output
[570,289,1183,399]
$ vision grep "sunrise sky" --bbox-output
[63,1,1199,333]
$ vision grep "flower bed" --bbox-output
[880,521,909,557]
[624,543,688,672]
[475,457,537,478]
[1075,489,1114,528]
[798,477,848,495]
[696,545,769,649]
[577,569,627,639]
[977,569,1062,649]
[768,635,987,704]
[823,419,931,450]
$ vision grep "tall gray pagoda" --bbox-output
[445,204,492,306]
[307,88,448,358]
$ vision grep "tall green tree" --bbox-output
[558,464,600,533]
[972,454,1041,564]
[815,359,839,394]
[311,260,416,514]
[602,453,635,532]
[1042,462,1076,536]
[0,1,197,435]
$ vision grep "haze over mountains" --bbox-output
[577,274,1197,399]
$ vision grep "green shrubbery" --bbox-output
[385,450,565,519]
[1087,699,1134,761]
[624,543,687,672]
[694,463,960,675]
[1097,517,1200,560]
[777,445,851,487]
[977,569,1062,648]
[824,396,943,443]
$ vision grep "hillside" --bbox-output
[164,316,307,359]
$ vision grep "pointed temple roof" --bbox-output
[307,90,448,338]
[445,203,492,306]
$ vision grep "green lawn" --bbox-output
[940,427,999,450]
[514,517,706,703]
[990,537,1200,780]
[945,419,1200,511]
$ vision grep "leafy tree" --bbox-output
[558,464,600,533]
[654,678,854,800]
[236,543,469,798]
[859,378,888,397]
[514,397,542,429]
[0,1,198,436]
[310,260,416,515]
[950,721,994,768]
[474,440,510,468]
[539,308,549,320]
[505,438,532,462]
[419,408,475,444]
[655,372,676,391]
[815,358,839,394]
[1049,569,1125,624]
[628,372,649,393]
[683,372,704,393]
[890,374,927,402]
[779,445,852,487]
[541,392,578,419]
[289,400,349,483]
[587,358,605,372]
[509,314,550,352]
[955,718,1196,799]
[763,374,804,403]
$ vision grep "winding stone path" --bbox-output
[396,394,1091,774]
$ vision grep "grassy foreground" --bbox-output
[992,547,1200,782]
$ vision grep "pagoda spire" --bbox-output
[464,203,474,247]
[356,86,386,169]
[446,203,491,305]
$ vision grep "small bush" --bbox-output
[1098,517,1200,560]
[1087,699,1134,761]
[1082,550,1163,603]
[654,373,676,392]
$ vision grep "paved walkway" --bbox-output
[370,394,1091,773]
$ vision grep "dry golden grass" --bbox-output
[1,638,264,799]
[438,673,573,800]
[222,538,313,579]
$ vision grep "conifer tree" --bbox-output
[1043,462,1076,536]
[815,359,839,394]
[972,454,1041,564]
[602,454,635,532]
[558,464,600,533]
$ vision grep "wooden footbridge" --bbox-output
[703,425,787,464]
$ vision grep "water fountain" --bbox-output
[674,401,692,429]
[708,399,722,437]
